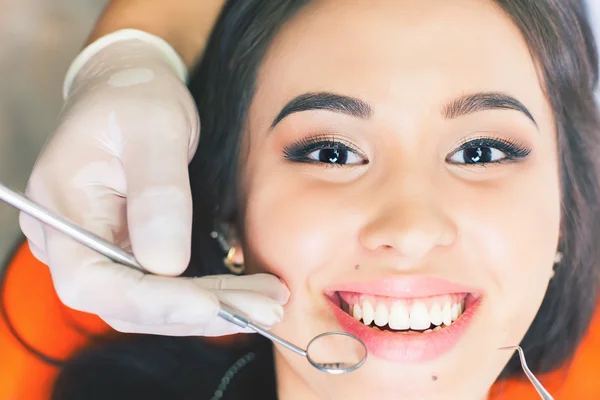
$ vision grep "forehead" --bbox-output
[252,0,552,130]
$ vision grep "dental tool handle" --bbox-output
[0,183,309,359]
[500,346,554,400]
[527,374,554,399]
[516,350,554,400]
[0,184,143,271]
[0,184,309,360]
[524,367,554,400]
[218,304,307,357]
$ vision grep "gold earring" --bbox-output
[211,229,245,274]
[224,247,245,274]
[550,251,562,280]
[554,252,563,264]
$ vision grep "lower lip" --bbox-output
[326,294,482,363]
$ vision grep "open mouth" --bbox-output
[325,283,482,363]
[337,292,467,334]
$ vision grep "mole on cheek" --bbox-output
[432,376,438,382]
[354,265,360,270]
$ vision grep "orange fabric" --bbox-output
[488,297,600,399]
[0,241,599,399]
[0,242,114,400]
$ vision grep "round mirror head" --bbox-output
[305,331,367,374]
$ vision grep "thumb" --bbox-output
[123,131,193,276]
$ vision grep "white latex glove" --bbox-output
[20,30,289,336]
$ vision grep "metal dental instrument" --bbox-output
[0,183,367,374]
[499,346,554,400]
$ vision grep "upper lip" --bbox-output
[324,275,483,299]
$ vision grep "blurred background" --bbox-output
[0,0,108,262]
[1,1,600,268]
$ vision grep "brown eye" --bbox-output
[307,147,362,165]
[446,137,531,166]
[449,146,503,164]
[284,136,368,166]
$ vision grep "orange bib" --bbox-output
[1,241,599,399]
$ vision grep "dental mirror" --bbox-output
[0,183,367,374]
[219,304,367,373]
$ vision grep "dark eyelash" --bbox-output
[283,134,530,167]
[447,136,532,165]
[282,134,366,164]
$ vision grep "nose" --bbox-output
[359,195,456,261]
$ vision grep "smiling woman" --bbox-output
[47,0,600,399]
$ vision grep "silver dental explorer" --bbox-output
[0,183,367,374]
[499,346,554,399]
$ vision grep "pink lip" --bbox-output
[324,276,483,363]
[325,276,482,298]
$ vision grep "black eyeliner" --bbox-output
[282,134,366,164]
[447,137,532,165]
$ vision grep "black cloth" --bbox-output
[51,334,277,400]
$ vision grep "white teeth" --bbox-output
[442,302,452,326]
[451,303,459,322]
[352,304,362,321]
[429,303,443,326]
[362,300,375,325]
[347,296,467,332]
[409,302,431,330]
[374,303,389,327]
[388,301,410,330]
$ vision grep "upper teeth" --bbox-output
[345,293,466,331]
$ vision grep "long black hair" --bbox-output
[28,0,600,398]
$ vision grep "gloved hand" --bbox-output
[20,30,289,336]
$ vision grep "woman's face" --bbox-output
[238,0,560,399]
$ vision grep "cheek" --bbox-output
[452,164,561,339]
[241,173,356,286]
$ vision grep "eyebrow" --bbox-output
[442,92,537,127]
[271,92,372,128]
[270,90,536,129]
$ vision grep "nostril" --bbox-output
[358,205,457,256]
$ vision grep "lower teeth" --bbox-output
[371,324,446,333]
